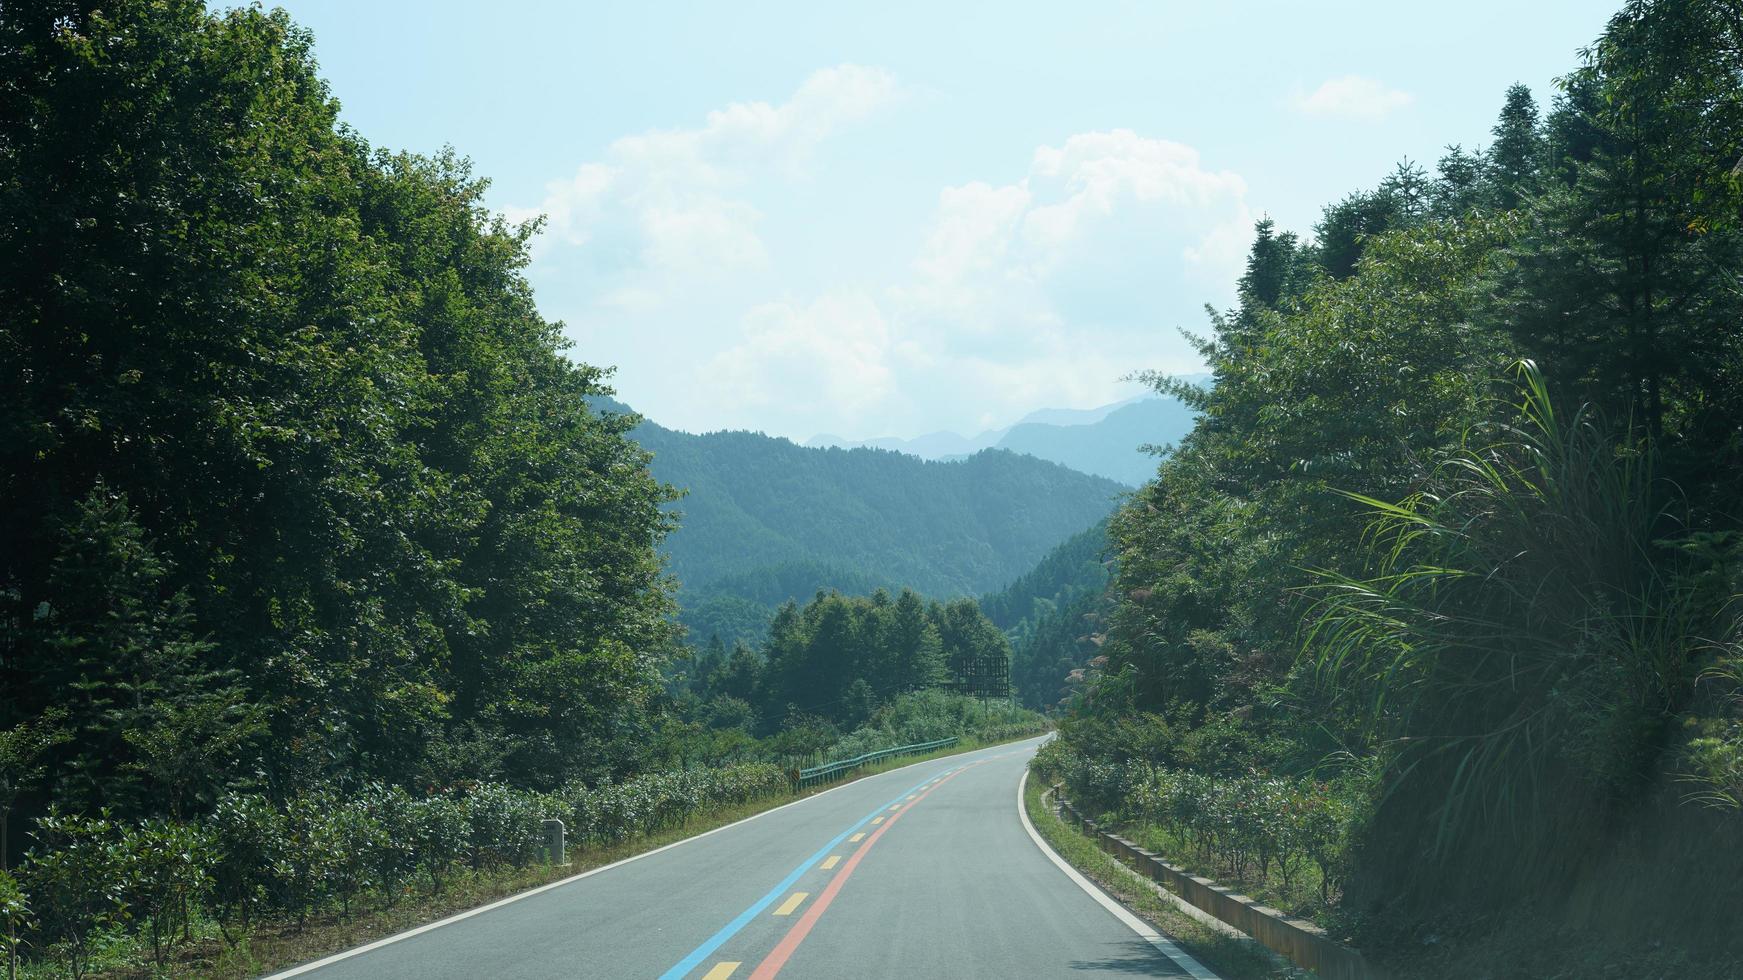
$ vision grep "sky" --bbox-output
[266,0,1619,441]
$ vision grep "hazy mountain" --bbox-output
[805,379,1206,486]
[602,401,1127,645]
[996,397,1197,486]
[1009,397,1144,428]
[805,429,1004,458]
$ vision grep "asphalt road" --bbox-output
[271,737,1218,979]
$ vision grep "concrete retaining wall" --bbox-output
[1052,790,1377,980]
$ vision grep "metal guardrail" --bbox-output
[792,736,959,789]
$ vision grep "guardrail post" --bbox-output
[542,818,566,865]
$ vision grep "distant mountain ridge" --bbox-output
[599,400,1128,645]
[806,379,1206,486]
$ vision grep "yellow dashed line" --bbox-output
[820,855,841,870]
[849,832,865,843]
[701,963,740,980]
[871,816,884,825]
[774,892,809,916]
[889,803,901,811]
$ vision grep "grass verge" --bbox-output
[1021,775,1303,980]
[57,730,1046,980]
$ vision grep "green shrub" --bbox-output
[4,760,796,972]
[1041,743,1360,902]
[409,793,468,894]
[118,819,213,965]
[326,803,385,918]
[462,783,545,869]
[206,793,281,940]
[22,811,133,979]
[0,868,31,980]
[276,794,341,926]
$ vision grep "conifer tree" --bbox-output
[1487,83,1543,208]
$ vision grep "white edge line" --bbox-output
[1016,767,1221,980]
[264,735,1048,979]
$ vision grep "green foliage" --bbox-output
[701,589,1005,732]
[0,758,799,971]
[871,689,1042,744]
[0,714,68,878]
[20,812,131,980]
[1051,1,1743,961]
[0,0,677,823]
[979,520,1111,633]
[0,868,29,980]
[978,519,1124,710]
[1308,367,1698,881]
[117,819,211,965]
[615,404,1124,646]
[205,794,280,939]
[1487,83,1544,208]
[1050,745,1358,903]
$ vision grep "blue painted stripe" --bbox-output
[658,764,962,980]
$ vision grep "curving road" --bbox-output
[268,737,1217,979]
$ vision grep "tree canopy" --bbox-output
[0,1,678,818]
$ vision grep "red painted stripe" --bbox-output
[747,763,979,980]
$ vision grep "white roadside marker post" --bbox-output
[543,818,566,866]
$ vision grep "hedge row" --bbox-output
[3,762,788,977]
[1033,742,1359,901]
[973,720,1053,745]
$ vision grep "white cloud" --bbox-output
[900,129,1251,339]
[704,291,896,416]
[505,64,901,285]
[749,128,1247,436]
[508,78,1245,441]
[1291,75,1413,122]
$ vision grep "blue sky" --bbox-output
[268,0,1618,441]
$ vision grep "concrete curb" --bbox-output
[1052,787,1379,980]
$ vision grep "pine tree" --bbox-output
[1379,160,1432,224]
[1488,12,1743,446]
[1313,190,1402,279]
[1432,145,1486,217]
[33,485,253,816]
[889,590,945,692]
[1237,218,1303,314]
[1487,83,1543,209]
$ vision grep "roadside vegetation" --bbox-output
[1033,741,1357,923]
[0,4,1046,976]
[1020,770,1297,980]
[4,726,1036,980]
[1034,1,1743,974]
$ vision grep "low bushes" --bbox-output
[9,761,788,976]
[9,706,1038,975]
[769,692,1052,770]
[1034,742,1361,906]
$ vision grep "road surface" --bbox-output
[270,737,1217,979]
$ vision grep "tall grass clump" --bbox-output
[1306,362,1739,918]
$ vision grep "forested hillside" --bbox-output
[977,521,1115,710]
[613,405,1126,644]
[1041,2,1743,974]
